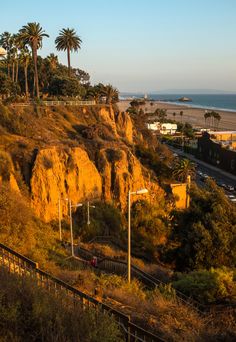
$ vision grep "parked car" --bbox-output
[226,185,234,192]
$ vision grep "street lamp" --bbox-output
[87,201,95,226]
[68,199,83,257]
[58,197,70,241]
[127,188,148,283]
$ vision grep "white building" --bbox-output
[147,122,177,135]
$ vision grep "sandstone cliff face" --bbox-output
[98,106,118,136]
[115,111,133,143]
[98,148,162,210]
[31,147,102,221]
[1,105,163,222]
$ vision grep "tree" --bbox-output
[131,199,172,259]
[0,32,12,77]
[172,112,176,121]
[179,111,183,123]
[204,111,211,128]
[19,47,30,99]
[48,75,85,97]
[19,22,49,98]
[101,84,119,104]
[46,53,58,70]
[171,180,236,270]
[55,28,82,76]
[172,158,195,182]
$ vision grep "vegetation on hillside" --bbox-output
[0,268,123,342]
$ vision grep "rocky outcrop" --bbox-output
[98,147,162,210]
[30,144,163,221]
[98,106,118,136]
[31,147,102,221]
[115,111,133,143]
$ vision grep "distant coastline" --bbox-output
[117,99,236,131]
[120,94,236,113]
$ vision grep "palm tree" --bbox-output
[46,53,58,70]
[179,110,183,123]
[19,23,49,98]
[19,47,31,100]
[172,158,195,183]
[204,111,211,128]
[214,112,221,129]
[0,32,12,77]
[101,84,119,104]
[55,28,82,76]
[172,112,176,121]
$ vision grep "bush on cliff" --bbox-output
[0,185,57,265]
[173,268,236,304]
[167,180,236,270]
[0,268,123,342]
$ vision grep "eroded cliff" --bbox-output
[0,104,163,221]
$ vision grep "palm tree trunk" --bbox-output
[24,63,29,100]
[67,47,71,76]
[12,62,15,82]
[32,44,39,99]
[15,58,19,83]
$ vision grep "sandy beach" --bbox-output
[117,100,236,131]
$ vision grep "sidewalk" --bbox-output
[169,146,236,183]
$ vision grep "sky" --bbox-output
[1,0,236,93]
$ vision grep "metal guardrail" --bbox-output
[79,239,236,314]
[0,243,164,342]
[10,100,96,107]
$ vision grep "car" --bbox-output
[197,170,203,176]
[219,183,227,189]
[230,198,236,203]
[227,194,235,199]
[226,185,234,192]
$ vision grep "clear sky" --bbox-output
[1,0,236,93]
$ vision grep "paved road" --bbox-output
[169,145,236,186]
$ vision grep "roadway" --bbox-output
[168,145,236,201]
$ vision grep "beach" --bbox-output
[117,100,236,131]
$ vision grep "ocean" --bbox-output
[120,94,236,112]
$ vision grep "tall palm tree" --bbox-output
[19,47,31,100]
[214,112,221,129]
[55,28,82,76]
[172,158,195,183]
[0,32,12,77]
[19,22,49,98]
[172,112,176,121]
[179,110,183,123]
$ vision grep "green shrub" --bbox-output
[173,268,236,304]
[0,268,124,342]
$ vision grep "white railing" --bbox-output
[11,100,96,107]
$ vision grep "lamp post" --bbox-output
[58,197,69,241]
[58,196,62,241]
[127,188,148,283]
[87,201,95,226]
[68,199,83,257]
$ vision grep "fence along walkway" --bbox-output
[77,245,203,313]
[0,243,164,342]
[78,239,236,315]
[11,100,96,107]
